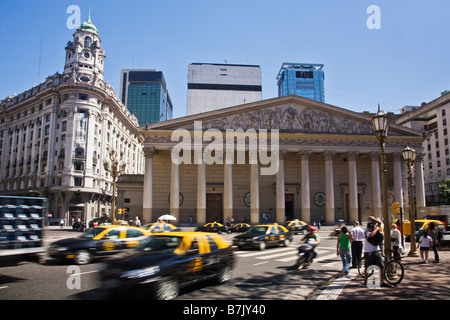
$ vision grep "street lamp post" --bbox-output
[371,107,392,262]
[103,149,127,225]
[402,146,419,257]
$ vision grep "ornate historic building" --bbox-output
[0,17,144,225]
[142,95,426,225]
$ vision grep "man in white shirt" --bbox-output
[350,220,365,268]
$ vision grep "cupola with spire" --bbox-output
[63,14,106,84]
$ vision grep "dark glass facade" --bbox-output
[120,70,173,126]
[277,63,325,103]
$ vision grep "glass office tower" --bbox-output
[120,70,173,126]
[276,63,325,103]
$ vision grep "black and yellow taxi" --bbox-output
[230,223,251,233]
[47,225,150,265]
[142,222,180,233]
[396,219,445,241]
[233,224,293,250]
[195,222,230,234]
[98,232,234,300]
[285,219,309,234]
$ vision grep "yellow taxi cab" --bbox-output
[48,225,150,264]
[233,224,293,250]
[142,222,180,233]
[285,219,309,234]
[395,219,444,241]
[99,232,235,300]
[195,222,229,234]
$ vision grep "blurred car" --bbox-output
[195,222,230,234]
[230,223,251,233]
[48,225,150,265]
[233,224,293,250]
[142,222,180,233]
[285,219,308,234]
[98,232,234,300]
[395,219,445,242]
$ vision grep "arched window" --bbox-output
[74,147,84,158]
[84,36,92,48]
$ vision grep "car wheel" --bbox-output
[259,241,266,251]
[217,265,232,284]
[154,278,179,300]
[283,238,290,247]
[74,250,93,265]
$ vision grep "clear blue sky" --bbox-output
[1,0,449,119]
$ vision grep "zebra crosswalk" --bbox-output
[234,244,342,269]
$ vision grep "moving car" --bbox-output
[98,232,234,300]
[47,225,150,264]
[395,219,445,242]
[195,222,229,234]
[230,223,251,233]
[285,219,308,234]
[142,222,180,233]
[233,224,293,250]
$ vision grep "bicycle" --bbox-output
[357,248,404,286]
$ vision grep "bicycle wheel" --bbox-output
[357,257,365,277]
[384,260,404,285]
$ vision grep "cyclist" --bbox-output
[364,221,391,287]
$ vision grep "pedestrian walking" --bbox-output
[350,220,365,268]
[428,222,440,263]
[337,226,353,276]
[134,216,141,227]
[390,224,402,260]
[60,219,64,229]
[418,230,433,263]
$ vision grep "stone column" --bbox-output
[142,147,156,223]
[223,152,233,223]
[250,149,260,224]
[197,160,206,226]
[393,153,404,206]
[276,150,286,224]
[324,151,335,224]
[415,153,426,208]
[348,152,359,222]
[170,160,180,220]
[371,152,382,216]
[300,151,311,224]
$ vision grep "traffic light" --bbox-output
[117,208,123,215]
[392,202,400,214]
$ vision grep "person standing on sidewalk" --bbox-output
[337,226,353,276]
[418,230,433,263]
[428,222,440,263]
[390,224,402,260]
[350,220,365,268]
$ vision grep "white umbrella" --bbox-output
[158,214,177,221]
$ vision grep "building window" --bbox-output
[79,93,89,101]
[74,177,84,187]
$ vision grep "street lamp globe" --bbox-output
[402,146,417,162]
[371,108,389,138]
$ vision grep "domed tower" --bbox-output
[63,16,106,84]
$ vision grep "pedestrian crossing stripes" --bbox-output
[234,246,340,265]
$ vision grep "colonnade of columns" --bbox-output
[142,148,426,225]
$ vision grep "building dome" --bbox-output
[76,16,99,35]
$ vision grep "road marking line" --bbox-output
[70,270,98,277]
[0,286,8,290]
[253,261,268,266]
[235,247,293,258]
[276,252,337,263]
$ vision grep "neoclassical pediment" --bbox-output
[143,95,422,137]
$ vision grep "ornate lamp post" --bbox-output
[371,106,392,261]
[402,146,419,257]
[103,149,127,225]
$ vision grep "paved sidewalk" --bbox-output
[312,248,450,300]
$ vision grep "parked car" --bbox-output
[195,222,230,234]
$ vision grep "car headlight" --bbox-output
[122,266,160,279]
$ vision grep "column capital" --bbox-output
[348,151,358,161]
[324,150,335,161]
[144,147,157,159]
[297,150,311,160]
[371,151,380,161]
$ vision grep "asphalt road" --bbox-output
[0,228,342,300]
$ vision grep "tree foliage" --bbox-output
[439,179,450,204]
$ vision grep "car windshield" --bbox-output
[80,228,107,238]
[139,235,182,253]
[247,226,268,234]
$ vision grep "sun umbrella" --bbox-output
[158,214,177,221]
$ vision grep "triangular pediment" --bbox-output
[142,95,422,137]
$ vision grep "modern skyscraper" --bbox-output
[277,63,325,102]
[187,63,262,115]
[120,70,173,126]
